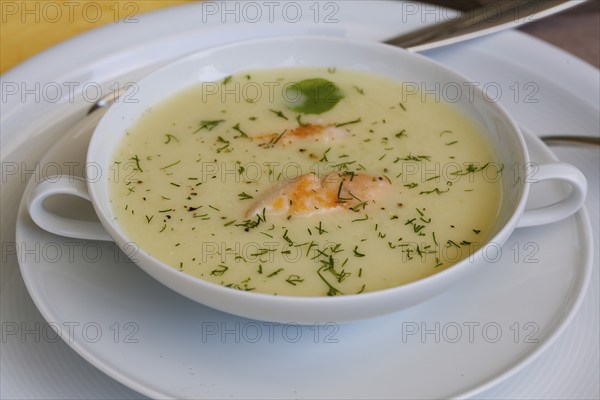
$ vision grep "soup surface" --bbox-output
[110,68,502,296]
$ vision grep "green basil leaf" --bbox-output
[285,78,344,115]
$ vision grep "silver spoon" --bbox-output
[537,135,600,147]
[385,0,589,52]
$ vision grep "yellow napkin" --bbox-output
[1,1,191,74]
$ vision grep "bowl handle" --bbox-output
[26,175,113,241]
[517,162,587,228]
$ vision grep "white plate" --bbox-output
[14,116,595,398]
[1,1,598,399]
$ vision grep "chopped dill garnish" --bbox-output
[352,214,369,223]
[269,109,289,120]
[446,240,460,248]
[315,221,327,235]
[164,134,179,144]
[282,229,293,245]
[419,188,449,195]
[335,118,362,127]
[210,264,228,276]
[194,119,224,133]
[398,153,431,162]
[353,246,365,257]
[238,192,253,200]
[160,160,181,170]
[267,268,284,278]
[286,275,304,286]
[395,129,407,138]
[130,155,143,172]
[232,122,249,138]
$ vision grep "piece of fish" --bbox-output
[256,124,349,147]
[246,172,391,217]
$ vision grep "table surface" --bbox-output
[508,0,599,67]
[1,0,598,74]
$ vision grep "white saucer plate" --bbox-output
[14,119,594,398]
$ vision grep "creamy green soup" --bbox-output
[110,68,502,296]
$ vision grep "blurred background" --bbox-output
[1,1,598,72]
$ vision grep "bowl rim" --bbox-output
[86,35,529,314]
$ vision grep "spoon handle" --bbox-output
[540,135,600,147]
[385,0,587,52]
